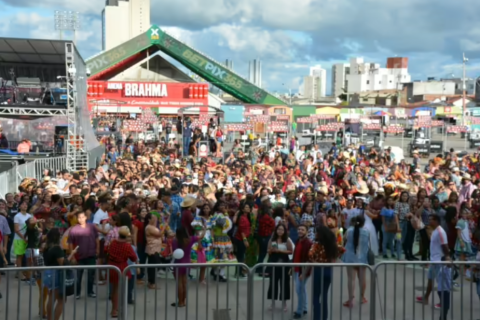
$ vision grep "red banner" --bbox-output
[383,126,405,133]
[312,114,336,119]
[316,125,340,132]
[467,117,480,124]
[275,115,290,121]
[226,124,253,132]
[123,120,147,132]
[431,120,444,127]
[297,117,315,123]
[414,120,432,129]
[247,115,270,123]
[447,125,468,133]
[363,123,382,130]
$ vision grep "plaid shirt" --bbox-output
[257,214,275,237]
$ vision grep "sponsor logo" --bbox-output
[125,83,168,97]
[150,28,160,40]
[107,83,123,90]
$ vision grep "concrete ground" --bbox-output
[0,260,479,320]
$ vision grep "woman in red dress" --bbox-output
[107,226,137,318]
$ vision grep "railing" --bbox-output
[0,156,66,197]
[2,261,477,320]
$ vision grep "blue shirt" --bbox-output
[128,245,139,276]
[166,202,181,231]
[171,194,184,209]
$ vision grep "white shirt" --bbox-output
[93,208,110,240]
[430,226,448,262]
[57,179,68,190]
[13,212,32,240]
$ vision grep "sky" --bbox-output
[0,0,479,95]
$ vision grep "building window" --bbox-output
[274,108,286,115]
[367,80,370,84]
[379,81,381,84]
[362,98,369,102]
[390,80,392,83]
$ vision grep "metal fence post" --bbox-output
[246,267,254,320]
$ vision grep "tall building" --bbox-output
[331,63,350,98]
[102,0,151,51]
[225,59,234,70]
[248,59,262,88]
[345,57,411,94]
[303,76,323,101]
[309,65,327,97]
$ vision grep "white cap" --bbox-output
[452,167,459,172]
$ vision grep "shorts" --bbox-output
[13,239,27,256]
[43,270,60,290]
[428,264,441,280]
[216,137,223,143]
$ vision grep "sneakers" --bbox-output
[88,293,97,298]
[434,304,441,309]
[415,296,428,304]
[292,313,302,319]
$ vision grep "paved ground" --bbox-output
[1,260,479,320]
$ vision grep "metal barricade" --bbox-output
[122,263,249,320]
[249,263,375,320]
[34,156,67,180]
[373,261,480,320]
[0,265,121,320]
[0,171,8,198]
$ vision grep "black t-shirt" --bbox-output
[43,245,65,266]
[192,133,202,144]
[25,225,40,249]
[7,203,18,220]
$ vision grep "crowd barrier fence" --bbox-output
[1,261,479,320]
[0,156,66,198]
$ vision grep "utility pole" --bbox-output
[463,53,468,125]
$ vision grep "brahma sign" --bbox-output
[87,81,209,114]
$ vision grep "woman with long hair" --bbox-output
[191,203,214,284]
[42,228,78,320]
[171,226,205,308]
[397,192,417,260]
[306,225,339,320]
[342,215,370,308]
[266,224,293,312]
[144,213,163,289]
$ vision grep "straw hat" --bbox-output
[356,181,369,194]
[463,173,472,180]
[181,196,196,208]
[118,226,131,237]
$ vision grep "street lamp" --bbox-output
[54,10,80,44]
[463,53,468,125]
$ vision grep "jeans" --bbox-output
[382,227,401,258]
[183,137,191,156]
[6,234,13,264]
[256,236,270,273]
[127,276,135,303]
[402,221,415,258]
[312,267,332,320]
[437,291,450,320]
[294,272,308,315]
[137,243,147,280]
[373,219,383,253]
[234,238,246,275]
[76,257,96,296]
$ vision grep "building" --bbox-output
[309,65,327,97]
[225,59,234,70]
[248,59,262,87]
[102,0,151,51]
[331,63,350,98]
[303,76,323,101]
[439,77,476,95]
[345,57,411,94]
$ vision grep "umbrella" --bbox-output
[374,111,391,116]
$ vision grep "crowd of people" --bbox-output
[0,129,480,320]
